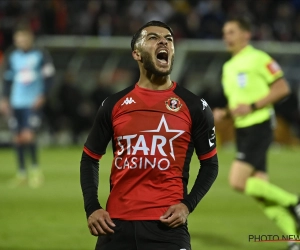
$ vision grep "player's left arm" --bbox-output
[41,48,55,92]
[252,78,290,111]
[33,49,56,110]
[0,51,13,116]
[182,100,218,211]
[160,99,219,228]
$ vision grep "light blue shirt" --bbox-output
[4,49,48,108]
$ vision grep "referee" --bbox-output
[214,17,300,250]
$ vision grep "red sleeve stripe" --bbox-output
[198,148,217,160]
[83,146,102,160]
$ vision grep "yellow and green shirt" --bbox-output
[222,45,283,128]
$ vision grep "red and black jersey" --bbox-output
[83,82,217,220]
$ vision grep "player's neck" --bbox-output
[232,44,248,56]
[137,74,173,90]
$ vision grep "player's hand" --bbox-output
[231,104,252,117]
[160,203,189,228]
[0,99,11,117]
[32,95,46,110]
[87,209,116,236]
[213,108,228,122]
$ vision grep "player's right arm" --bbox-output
[80,98,115,236]
[0,52,13,116]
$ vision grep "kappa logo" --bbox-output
[121,97,136,106]
[201,98,208,110]
[165,97,182,112]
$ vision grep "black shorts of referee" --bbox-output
[235,119,273,172]
[95,219,191,250]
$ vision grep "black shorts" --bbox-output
[95,220,191,250]
[9,108,41,133]
[235,119,273,172]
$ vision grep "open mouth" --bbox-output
[156,49,168,65]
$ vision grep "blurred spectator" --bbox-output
[77,0,100,35]
[273,2,294,41]
[128,0,173,23]
[89,75,113,116]
[0,0,299,49]
[56,72,92,144]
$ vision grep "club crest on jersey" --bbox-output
[237,72,247,88]
[165,97,182,112]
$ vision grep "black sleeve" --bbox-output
[181,155,218,212]
[80,98,113,217]
[80,151,102,218]
[40,49,55,95]
[84,98,113,156]
[193,98,217,158]
[182,98,219,212]
[2,52,13,98]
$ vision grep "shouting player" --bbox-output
[80,20,218,250]
[214,17,300,250]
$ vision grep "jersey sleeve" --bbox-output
[40,49,55,94]
[84,98,113,159]
[192,98,217,160]
[2,51,14,98]
[258,52,284,85]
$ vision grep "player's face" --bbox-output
[136,26,175,76]
[223,22,250,53]
[14,31,34,51]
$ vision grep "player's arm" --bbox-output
[252,77,290,110]
[41,49,55,93]
[80,99,115,236]
[32,49,56,110]
[0,52,13,116]
[182,101,218,212]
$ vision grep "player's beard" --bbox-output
[141,50,174,77]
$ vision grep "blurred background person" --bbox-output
[56,71,93,144]
[0,26,55,188]
[89,74,113,116]
[213,17,300,250]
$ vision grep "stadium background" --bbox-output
[0,0,299,249]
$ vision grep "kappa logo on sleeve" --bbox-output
[266,60,281,75]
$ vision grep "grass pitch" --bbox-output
[0,144,299,250]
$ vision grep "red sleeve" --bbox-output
[83,146,102,160]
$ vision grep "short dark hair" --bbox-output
[131,20,174,51]
[14,25,33,35]
[226,17,252,32]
